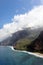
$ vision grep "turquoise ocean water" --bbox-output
[0,46,43,65]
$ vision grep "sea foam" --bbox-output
[9,46,43,58]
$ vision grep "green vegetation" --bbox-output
[15,38,32,50]
[14,31,43,54]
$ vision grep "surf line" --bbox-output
[9,46,43,58]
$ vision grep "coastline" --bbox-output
[9,46,15,50]
[9,46,43,58]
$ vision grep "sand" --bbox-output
[9,46,43,58]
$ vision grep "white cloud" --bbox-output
[0,5,43,41]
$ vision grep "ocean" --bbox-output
[0,46,43,65]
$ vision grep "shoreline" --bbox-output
[9,46,43,58]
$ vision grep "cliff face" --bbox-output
[1,29,31,45]
[0,28,40,46]
[27,31,43,53]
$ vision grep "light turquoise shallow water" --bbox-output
[0,46,43,65]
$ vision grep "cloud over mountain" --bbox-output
[0,5,43,41]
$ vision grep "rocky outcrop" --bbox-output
[27,31,43,53]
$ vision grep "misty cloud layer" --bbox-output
[0,5,43,41]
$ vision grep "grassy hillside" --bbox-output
[14,38,33,50]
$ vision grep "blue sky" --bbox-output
[0,0,41,29]
[0,0,43,41]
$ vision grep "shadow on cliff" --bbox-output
[27,31,43,53]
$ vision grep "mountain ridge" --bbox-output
[0,27,43,46]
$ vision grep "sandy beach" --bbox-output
[9,46,43,58]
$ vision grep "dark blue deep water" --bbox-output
[0,46,43,65]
